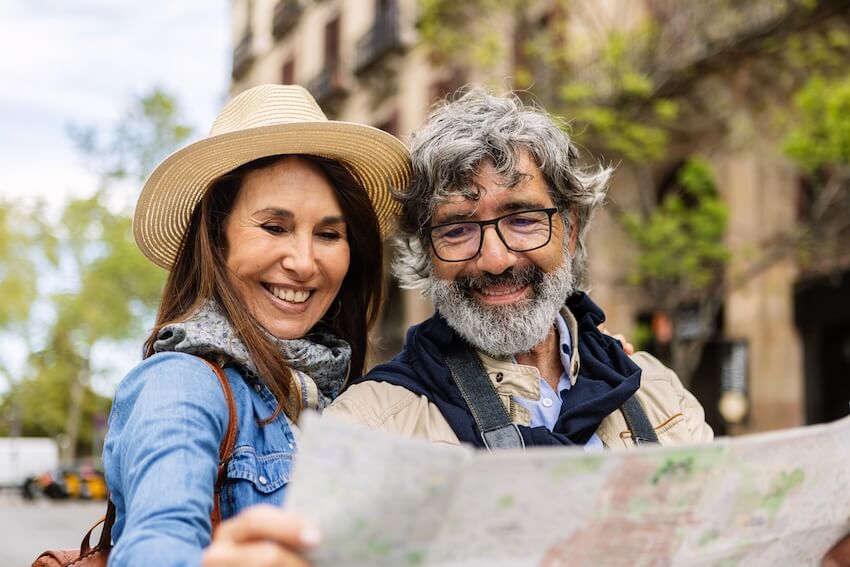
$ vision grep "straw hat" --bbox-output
[133,84,410,269]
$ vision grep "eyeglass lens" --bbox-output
[430,209,553,262]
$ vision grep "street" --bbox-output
[0,492,104,566]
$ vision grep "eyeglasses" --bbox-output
[422,208,559,262]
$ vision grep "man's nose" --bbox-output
[474,225,516,274]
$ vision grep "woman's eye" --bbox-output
[318,231,344,241]
[262,224,287,235]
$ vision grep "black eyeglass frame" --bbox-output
[421,207,559,262]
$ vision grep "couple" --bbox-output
[105,84,848,566]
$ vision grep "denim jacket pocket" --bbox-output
[221,446,293,518]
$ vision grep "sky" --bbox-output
[0,0,231,394]
[0,0,230,206]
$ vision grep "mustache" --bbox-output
[454,265,544,295]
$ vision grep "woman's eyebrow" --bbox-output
[255,207,294,218]
[320,215,346,225]
[255,207,346,225]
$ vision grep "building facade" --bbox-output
[228,0,850,435]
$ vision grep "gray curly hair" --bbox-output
[393,88,612,290]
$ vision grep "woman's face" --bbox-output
[223,156,351,340]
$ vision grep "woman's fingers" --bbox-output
[203,505,320,567]
[216,504,320,547]
[612,333,635,355]
[203,540,313,567]
[598,326,635,355]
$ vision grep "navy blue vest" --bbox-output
[348,293,642,448]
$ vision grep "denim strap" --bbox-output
[444,339,525,451]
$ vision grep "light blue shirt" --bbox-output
[512,314,604,451]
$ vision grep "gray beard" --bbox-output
[425,245,575,357]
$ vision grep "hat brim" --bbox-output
[133,121,410,269]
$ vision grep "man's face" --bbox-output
[424,151,578,356]
[429,152,570,291]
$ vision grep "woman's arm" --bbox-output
[104,353,230,566]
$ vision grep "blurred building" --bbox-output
[228,0,850,434]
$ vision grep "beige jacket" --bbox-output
[326,310,714,448]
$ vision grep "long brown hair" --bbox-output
[143,154,384,421]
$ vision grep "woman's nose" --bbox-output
[280,235,317,279]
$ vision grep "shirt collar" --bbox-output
[498,308,580,387]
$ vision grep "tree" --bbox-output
[418,0,850,383]
[781,74,850,273]
[0,89,193,461]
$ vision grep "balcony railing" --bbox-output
[353,14,403,74]
[231,31,255,80]
[306,64,348,105]
[272,0,302,40]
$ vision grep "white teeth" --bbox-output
[480,285,523,297]
[268,285,311,303]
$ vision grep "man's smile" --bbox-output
[472,283,532,304]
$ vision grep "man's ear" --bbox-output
[567,209,579,255]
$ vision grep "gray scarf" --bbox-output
[152,300,350,411]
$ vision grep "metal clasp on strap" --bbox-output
[481,423,526,451]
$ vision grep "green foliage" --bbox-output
[622,159,730,297]
[0,204,39,337]
[782,74,850,172]
[0,89,192,457]
[418,0,512,63]
[0,329,111,450]
[68,88,193,183]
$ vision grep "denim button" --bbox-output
[254,383,262,392]
[258,475,268,485]
[495,372,504,383]
[542,398,553,408]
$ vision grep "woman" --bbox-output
[103,84,409,566]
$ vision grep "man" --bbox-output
[206,89,849,565]
[325,89,712,448]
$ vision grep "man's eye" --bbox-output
[439,225,475,240]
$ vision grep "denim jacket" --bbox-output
[103,352,298,567]
[103,300,349,566]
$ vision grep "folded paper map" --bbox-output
[285,412,850,566]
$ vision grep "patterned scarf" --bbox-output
[153,299,351,413]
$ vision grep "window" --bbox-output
[324,16,341,70]
[281,57,296,84]
[375,112,398,136]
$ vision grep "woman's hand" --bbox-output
[598,325,635,355]
[203,505,321,567]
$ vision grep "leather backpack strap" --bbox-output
[68,358,237,563]
[73,499,115,558]
[198,358,238,529]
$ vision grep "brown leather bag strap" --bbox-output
[76,499,115,557]
[198,358,238,529]
[88,357,237,557]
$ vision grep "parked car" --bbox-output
[21,463,107,500]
